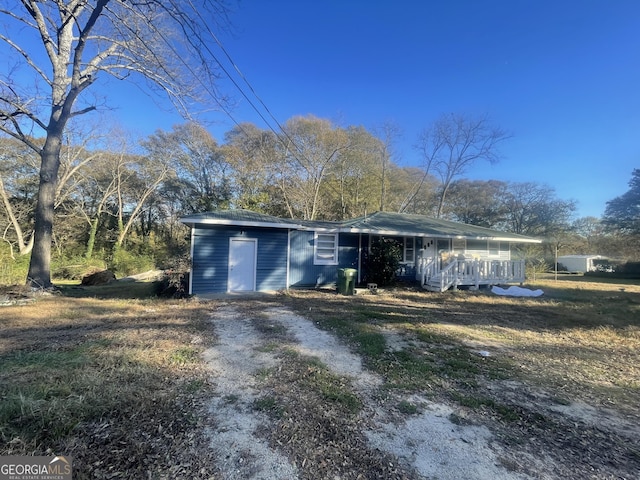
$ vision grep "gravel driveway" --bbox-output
[203,300,534,480]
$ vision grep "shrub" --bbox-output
[109,248,155,277]
[0,244,30,285]
[363,239,402,286]
[617,261,640,275]
[50,255,107,280]
[526,258,549,280]
[154,255,190,298]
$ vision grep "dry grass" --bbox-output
[277,277,640,477]
[2,275,639,478]
[280,278,640,414]
[0,289,220,479]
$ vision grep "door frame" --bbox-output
[228,237,258,292]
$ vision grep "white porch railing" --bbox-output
[417,256,526,292]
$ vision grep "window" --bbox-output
[404,237,415,263]
[314,232,338,265]
[452,238,466,253]
[489,241,500,256]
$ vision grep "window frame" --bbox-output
[314,231,339,265]
[488,240,500,256]
[452,238,466,253]
[403,236,415,263]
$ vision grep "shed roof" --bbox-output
[181,210,541,243]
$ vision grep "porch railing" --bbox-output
[417,256,526,292]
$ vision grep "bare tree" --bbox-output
[276,115,350,220]
[371,121,402,212]
[0,0,229,287]
[223,123,279,213]
[0,137,39,256]
[415,113,510,218]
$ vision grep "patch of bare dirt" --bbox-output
[203,301,535,479]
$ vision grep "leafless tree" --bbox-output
[415,113,510,218]
[276,115,350,220]
[0,0,230,287]
[371,121,402,212]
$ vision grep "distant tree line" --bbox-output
[0,116,637,283]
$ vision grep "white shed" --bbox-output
[558,255,607,272]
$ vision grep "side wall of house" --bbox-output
[288,231,359,287]
[191,225,289,294]
[456,239,511,260]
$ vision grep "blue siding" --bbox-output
[289,231,359,287]
[191,225,289,294]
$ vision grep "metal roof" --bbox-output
[180,210,541,243]
[339,212,541,243]
[180,210,302,229]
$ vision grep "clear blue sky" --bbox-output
[100,1,640,219]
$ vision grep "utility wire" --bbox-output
[183,0,311,167]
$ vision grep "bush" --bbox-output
[154,271,190,298]
[362,239,402,286]
[154,255,191,298]
[0,244,30,285]
[50,255,107,280]
[109,248,155,277]
[617,261,640,275]
[525,258,549,280]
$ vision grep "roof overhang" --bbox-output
[180,216,302,230]
[340,227,542,243]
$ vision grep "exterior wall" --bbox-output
[191,225,289,294]
[288,231,359,287]
[558,255,603,272]
[462,239,511,260]
[189,221,519,294]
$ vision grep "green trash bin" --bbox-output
[337,268,357,295]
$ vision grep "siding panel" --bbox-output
[191,225,289,294]
[289,231,360,288]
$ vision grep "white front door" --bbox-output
[228,238,257,292]
[422,238,436,261]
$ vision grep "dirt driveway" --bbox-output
[203,300,547,479]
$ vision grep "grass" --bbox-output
[281,276,640,419]
[279,349,363,413]
[0,286,218,478]
[2,274,639,478]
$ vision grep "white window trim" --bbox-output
[452,238,466,253]
[314,231,339,265]
[403,236,415,263]
[488,240,500,256]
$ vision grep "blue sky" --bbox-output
[56,1,640,219]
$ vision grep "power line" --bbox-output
[183,0,311,167]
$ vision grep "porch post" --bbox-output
[474,259,480,290]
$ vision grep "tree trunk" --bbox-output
[85,217,99,260]
[27,135,62,288]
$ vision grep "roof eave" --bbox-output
[340,227,541,243]
[180,217,301,230]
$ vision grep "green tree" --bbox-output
[603,169,640,234]
[143,123,232,214]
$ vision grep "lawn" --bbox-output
[1,275,639,478]
[0,283,220,479]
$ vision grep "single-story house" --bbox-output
[558,255,608,273]
[180,210,541,294]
